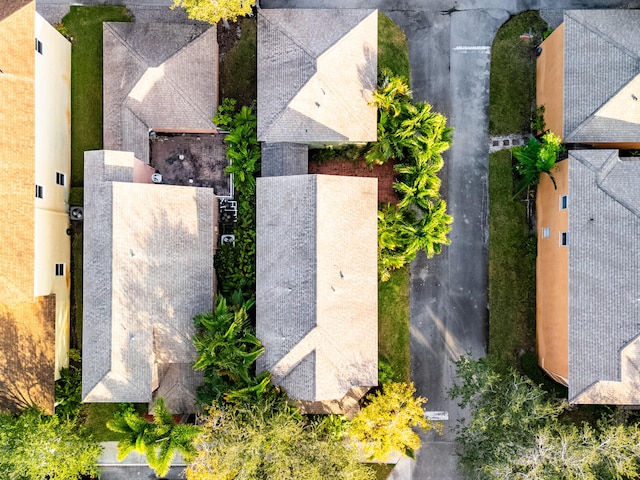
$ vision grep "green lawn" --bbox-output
[83,403,147,442]
[219,17,257,107]
[488,151,536,371]
[378,266,411,383]
[62,6,132,187]
[489,11,548,135]
[378,13,410,82]
[370,463,395,480]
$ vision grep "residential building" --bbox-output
[0,0,71,413]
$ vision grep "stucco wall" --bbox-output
[33,13,71,376]
[536,24,564,138]
[536,159,569,385]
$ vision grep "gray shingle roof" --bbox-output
[82,150,214,413]
[103,22,218,162]
[260,142,308,177]
[257,9,378,144]
[568,150,640,404]
[256,175,378,403]
[563,10,640,143]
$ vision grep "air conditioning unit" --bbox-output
[151,173,163,183]
[69,206,83,221]
[221,234,235,246]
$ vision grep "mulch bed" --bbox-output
[308,157,399,205]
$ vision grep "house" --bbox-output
[537,150,640,404]
[537,10,640,148]
[257,8,377,176]
[255,9,379,415]
[0,0,71,414]
[82,21,222,414]
[82,150,216,414]
[256,174,378,415]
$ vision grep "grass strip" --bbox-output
[488,151,535,371]
[378,266,411,383]
[489,11,547,135]
[62,6,132,186]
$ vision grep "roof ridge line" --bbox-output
[160,28,215,126]
[567,11,640,61]
[595,151,640,219]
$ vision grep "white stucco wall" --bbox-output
[33,13,71,376]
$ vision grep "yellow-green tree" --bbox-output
[171,0,255,25]
[347,382,442,461]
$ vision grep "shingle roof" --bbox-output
[0,0,35,304]
[568,150,640,404]
[82,150,214,413]
[103,22,218,162]
[260,142,308,177]
[256,175,378,404]
[257,9,377,144]
[563,10,640,143]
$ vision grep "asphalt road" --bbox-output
[36,0,640,478]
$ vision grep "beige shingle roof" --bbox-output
[256,175,378,405]
[257,9,378,144]
[103,22,218,162]
[82,150,214,413]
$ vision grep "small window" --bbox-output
[560,232,568,246]
[35,184,43,199]
[542,227,550,238]
[56,172,66,186]
[560,195,568,210]
[55,263,65,276]
[35,38,43,54]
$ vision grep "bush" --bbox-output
[54,349,82,420]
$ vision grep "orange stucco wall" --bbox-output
[536,24,564,138]
[536,159,569,385]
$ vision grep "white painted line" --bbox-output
[453,46,491,53]
[425,411,449,421]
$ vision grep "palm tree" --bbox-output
[106,399,200,478]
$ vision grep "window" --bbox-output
[55,263,65,276]
[35,38,42,54]
[560,232,568,246]
[56,172,66,186]
[560,195,568,210]
[542,227,550,238]
[35,184,43,199]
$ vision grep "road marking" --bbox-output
[453,46,491,53]
[425,411,449,421]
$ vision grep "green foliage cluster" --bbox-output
[54,349,82,420]
[107,399,200,478]
[171,0,255,25]
[193,295,270,405]
[451,357,640,479]
[368,73,454,281]
[348,382,440,461]
[213,99,259,300]
[186,397,376,480]
[0,407,102,479]
[512,131,564,196]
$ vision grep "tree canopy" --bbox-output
[171,0,255,25]
[0,407,102,480]
[186,398,375,480]
[451,356,640,479]
[348,382,441,461]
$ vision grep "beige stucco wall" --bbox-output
[536,24,564,138]
[33,13,71,377]
[536,160,569,385]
